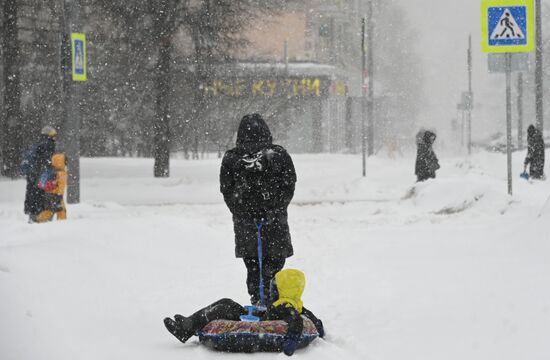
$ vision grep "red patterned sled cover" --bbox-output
[201,316,319,337]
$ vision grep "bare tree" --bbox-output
[94,0,288,176]
[1,0,23,178]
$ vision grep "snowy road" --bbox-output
[1,152,549,360]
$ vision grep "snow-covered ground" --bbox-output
[1,151,549,360]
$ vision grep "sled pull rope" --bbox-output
[256,220,266,310]
[240,305,260,322]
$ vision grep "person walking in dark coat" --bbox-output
[415,130,440,182]
[23,126,57,222]
[220,114,297,305]
[524,124,545,179]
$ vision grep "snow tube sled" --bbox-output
[198,317,319,353]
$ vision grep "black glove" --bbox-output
[282,333,300,356]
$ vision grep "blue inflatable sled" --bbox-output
[197,316,320,353]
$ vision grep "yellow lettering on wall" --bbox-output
[334,80,347,96]
[311,78,321,96]
[266,80,277,97]
[286,79,298,97]
[252,80,264,96]
[202,82,212,96]
[202,77,328,98]
[235,80,245,97]
[301,79,310,96]
[225,81,236,96]
[212,80,223,96]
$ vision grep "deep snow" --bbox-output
[1,151,549,360]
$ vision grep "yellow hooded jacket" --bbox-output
[50,153,67,196]
[272,269,305,314]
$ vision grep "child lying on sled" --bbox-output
[163,269,324,356]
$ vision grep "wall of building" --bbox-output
[243,11,307,62]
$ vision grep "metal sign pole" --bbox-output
[361,17,366,177]
[366,1,375,157]
[62,0,83,204]
[467,34,473,155]
[517,72,524,149]
[505,53,513,196]
[482,0,534,195]
[461,109,465,148]
[535,0,543,132]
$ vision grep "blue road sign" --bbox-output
[74,40,84,74]
[71,33,87,81]
[488,6,528,47]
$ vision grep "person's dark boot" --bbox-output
[163,317,194,343]
[174,314,186,323]
[250,295,260,307]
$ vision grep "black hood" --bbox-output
[422,130,436,146]
[527,125,535,137]
[527,124,541,139]
[39,134,56,152]
[236,114,272,152]
[416,130,425,145]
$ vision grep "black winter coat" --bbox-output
[220,114,296,259]
[24,135,56,215]
[525,126,545,179]
[415,130,440,182]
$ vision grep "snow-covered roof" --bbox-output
[199,62,349,79]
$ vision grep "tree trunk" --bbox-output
[312,98,323,153]
[190,22,213,160]
[153,5,171,178]
[1,0,23,178]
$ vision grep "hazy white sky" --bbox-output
[393,0,513,140]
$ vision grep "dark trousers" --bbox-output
[24,180,45,215]
[189,298,246,332]
[243,257,285,305]
[529,161,545,179]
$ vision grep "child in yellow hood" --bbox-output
[163,269,324,356]
[36,153,67,222]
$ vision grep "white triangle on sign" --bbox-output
[490,8,525,40]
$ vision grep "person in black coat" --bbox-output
[524,124,545,179]
[24,126,57,222]
[220,114,297,305]
[415,130,440,182]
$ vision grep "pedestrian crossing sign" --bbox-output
[481,0,534,53]
[71,33,87,81]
